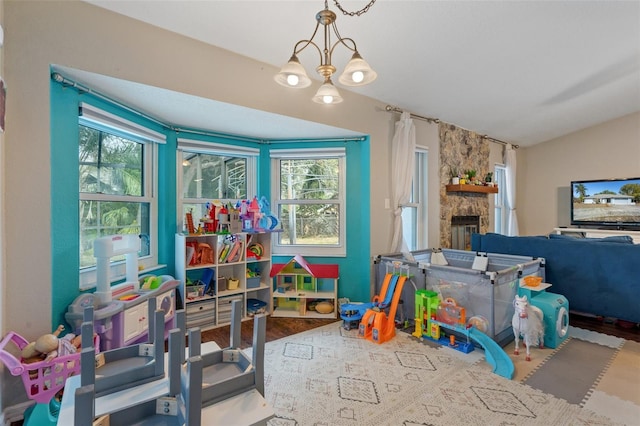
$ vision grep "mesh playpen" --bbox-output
[374,248,545,346]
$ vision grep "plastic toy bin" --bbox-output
[246,276,261,289]
[375,249,544,346]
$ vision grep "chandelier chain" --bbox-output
[331,0,377,16]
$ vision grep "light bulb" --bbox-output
[322,95,333,104]
[287,74,299,86]
[351,71,364,83]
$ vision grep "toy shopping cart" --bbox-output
[0,331,99,425]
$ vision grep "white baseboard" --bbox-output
[1,400,33,426]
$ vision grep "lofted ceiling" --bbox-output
[78,0,640,147]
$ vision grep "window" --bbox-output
[79,104,161,289]
[401,148,429,251]
[270,148,346,256]
[494,164,508,234]
[177,139,258,232]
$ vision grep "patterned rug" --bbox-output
[256,322,640,426]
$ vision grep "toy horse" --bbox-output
[512,295,544,361]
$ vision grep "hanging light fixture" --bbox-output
[274,0,377,105]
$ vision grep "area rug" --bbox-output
[256,322,639,426]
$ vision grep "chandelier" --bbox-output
[274,0,377,105]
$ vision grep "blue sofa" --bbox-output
[471,232,640,324]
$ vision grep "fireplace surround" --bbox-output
[451,215,480,250]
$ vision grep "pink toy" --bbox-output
[0,330,99,403]
[512,294,544,361]
[247,196,263,231]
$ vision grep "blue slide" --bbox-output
[467,328,514,379]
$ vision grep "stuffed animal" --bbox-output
[21,325,65,362]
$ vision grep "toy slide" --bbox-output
[342,273,396,327]
[372,272,396,308]
[467,327,514,379]
[357,274,400,338]
[368,276,407,344]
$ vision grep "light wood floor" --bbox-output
[200,316,337,349]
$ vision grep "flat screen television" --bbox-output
[570,177,640,229]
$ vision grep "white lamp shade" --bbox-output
[312,79,343,104]
[338,52,377,86]
[274,55,312,88]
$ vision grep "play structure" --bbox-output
[412,289,514,379]
[340,266,403,329]
[339,261,410,344]
[339,250,566,379]
[374,249,545,346]
[66,235,179,351]
[359,273,407,344]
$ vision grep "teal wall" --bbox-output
[269,140,372,303]
[50,82,82,327]
[50,81,371,327]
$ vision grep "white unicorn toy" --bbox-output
[512,294,545,361]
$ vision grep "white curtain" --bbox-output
[390,112,416,252]
[504,143,520,236]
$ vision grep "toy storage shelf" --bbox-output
[175,232,273,331]
[270,256,339,319]
[446,184,498,194]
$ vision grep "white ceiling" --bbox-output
[78,0,640,146]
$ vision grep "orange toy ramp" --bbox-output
[358,274,399,339]
[370,275,407,344]
[358,309,378,339]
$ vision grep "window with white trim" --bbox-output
[402,147,429,251]
[177,139,258,232]
[79,104,162,289]
[494,164,508,235]
[270,148,346,257]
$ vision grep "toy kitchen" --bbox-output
[66,235,178,351]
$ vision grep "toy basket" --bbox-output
[0,331,99,404]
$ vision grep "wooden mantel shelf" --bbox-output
[446,184,498,194]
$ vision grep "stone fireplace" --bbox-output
[439,123,491,248]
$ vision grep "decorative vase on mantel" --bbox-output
[452,176,460,185]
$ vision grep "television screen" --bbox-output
[571,177,640,228]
